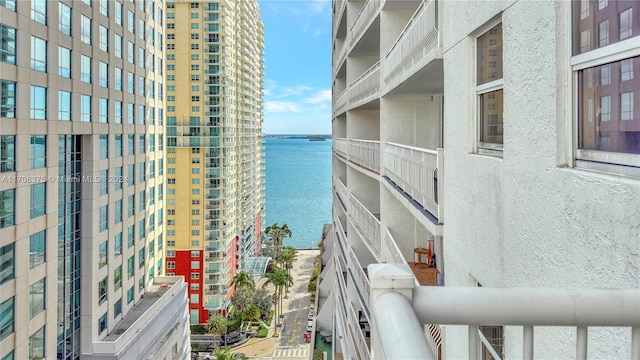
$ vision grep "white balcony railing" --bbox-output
[383,142,443,221]
[369,264,640,360]
[333,0,347,37]
[348,301,371,360]
[384,0,440,89]
[349,0,383,47]
[334,176,348,210]
[333,137,348,159]
[349,61,380,107]
[349,247,371,319]
[348,195,381,259]
[334,89,348,115]
[349,139,380,174]
[335,38,349,69]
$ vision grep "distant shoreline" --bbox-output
[263,134,331,141]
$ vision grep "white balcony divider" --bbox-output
[349,61,381,108]
[383,142,441,220]
[348,195,381,259]
[349,247,371,318]
[384,0,440,88]
[349,0,383,47]
[382,227,408,264]
[350,139,381,173]
[334,176,349,210]
[334,137,348,159]
[348,301,372,360]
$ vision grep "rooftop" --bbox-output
[104,279,175,342]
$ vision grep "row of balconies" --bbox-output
[333,0,442,117]
[334,138,443,223]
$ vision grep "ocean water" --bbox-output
[264,137,332,249]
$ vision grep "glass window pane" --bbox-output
[477,23,503,85]
[578,56,640,154]
[480,90,504,144]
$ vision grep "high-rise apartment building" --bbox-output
[163,0,265,324]
[326,0,639,359]
[0,1,190,359]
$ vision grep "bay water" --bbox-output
[264,137,332,249]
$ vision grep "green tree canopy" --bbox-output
[213,348,249,360]
[204,314,227,350]
[232,271,255,290]
[265,223,292,260]
[230,286,253,314]
[253,288,273,320]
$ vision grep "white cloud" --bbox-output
[304,89,332,104]
[265,101,301,112]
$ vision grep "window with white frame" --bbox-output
[476,22,504,152]
[571,1,639,171]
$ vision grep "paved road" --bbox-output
[272,250,318,359]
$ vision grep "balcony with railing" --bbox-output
[347,301,371,360]
[334,89,348,116]
[383,142,443,222]
[349,0,383,48]
[367,264,640,360]
[348,247,371,321]
[383,0,442,94]
[333,138,348,159]
[349,139,380,174]
[333,0,347,37]
[348,195,381,260]
[348,61,380,109]
[333,176,348,211]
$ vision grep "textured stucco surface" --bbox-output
[442,1,640,358]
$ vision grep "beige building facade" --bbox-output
[163,0,264,324]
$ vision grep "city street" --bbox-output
[229,249,319,359]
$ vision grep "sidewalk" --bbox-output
[231,249,319,358]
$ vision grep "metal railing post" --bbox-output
[369,263,433,360]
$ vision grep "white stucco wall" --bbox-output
[442,1,640,359]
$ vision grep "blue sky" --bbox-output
[258,0,332,135]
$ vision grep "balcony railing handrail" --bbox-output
[351,138,380,145]
[349,0,383,47]
[369,264,640,360]
[350,61,381,88]
[412,287,640,327]
[385,0,428,57]
[386,141,438,155]
[348,194,381,258]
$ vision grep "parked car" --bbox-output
[304,332,312,343]
[306,320,314,332]
[203,353,216,360]
[307,311,314,321]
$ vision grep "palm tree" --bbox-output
[242,303,261,323]
[265,223,292,261]
[279,246,298,276]
[279,246,297,297]
[213,348,248,360]
[232,271,255,290]
[205,313,227,350]
[263,266,293,325]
